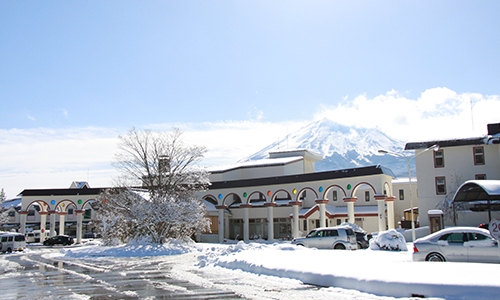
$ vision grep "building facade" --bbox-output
[197,149,415,243]
[406,123,500,228]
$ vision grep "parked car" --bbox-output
[291,226,357,250]
[25,230,41,243]
[413,227,499,263]
[43,235,74,246]
[0,233,26,253]
[355,231,372,249]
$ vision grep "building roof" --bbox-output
[405,122,500,150]
[209,165,394,190]
[20,187,105,197]
[208,156,304,174]
[405,137,486,150]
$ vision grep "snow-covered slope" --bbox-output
[241,118,411,177]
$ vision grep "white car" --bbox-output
[291,226,357,250]
[413,227,499,263]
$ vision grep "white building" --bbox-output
[198,149,414,243]
[406,122,500,228]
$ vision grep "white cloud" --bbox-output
[314,87,500,141]
[2,87,499,199]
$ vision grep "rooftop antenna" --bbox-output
[470,99,475,132]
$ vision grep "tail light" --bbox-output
[413,245,419,253]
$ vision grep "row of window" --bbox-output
[434,174,486,195]
[433,146,485,168]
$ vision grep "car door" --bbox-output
[465,232,499,263]
[437,232,468,262]
[307,230,325,248]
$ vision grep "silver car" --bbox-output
[413,227,499,263]
[291,226,357,250]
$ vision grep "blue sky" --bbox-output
[2,1,499,128]
[1,1,500,198]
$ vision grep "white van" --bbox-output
[26,230,41,243]
[0,233,26,253]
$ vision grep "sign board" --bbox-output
[489,219,500,240]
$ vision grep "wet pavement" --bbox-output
[3,252,243,299]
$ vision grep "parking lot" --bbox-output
[2,248,242,299]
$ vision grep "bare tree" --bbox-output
[96,128,211,244]
[435,172,468,225]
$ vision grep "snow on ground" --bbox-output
[14,238,494,300]
[14,241,492,299]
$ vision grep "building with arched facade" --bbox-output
[197,149,407,243]
[13,182,103,244]
[4,150,418,245]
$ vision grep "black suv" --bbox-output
[43,235,74,246]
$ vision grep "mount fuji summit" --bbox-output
[240,118,412,178]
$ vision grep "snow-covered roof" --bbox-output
[1,198,22,209]
[453,180,500,202]
[268,149,323,161]
[210,165,392,190]
[208,156,304,174]
[70,181,90,189]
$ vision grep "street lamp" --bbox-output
[378,144,439,242]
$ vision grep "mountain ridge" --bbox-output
[240,118,413,178]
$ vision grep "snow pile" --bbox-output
[370,229,408,251]
[58,239,201,258]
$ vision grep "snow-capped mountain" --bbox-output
[240,118,413,178]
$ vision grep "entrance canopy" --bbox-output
[453,180,500,202]
[453,180,500,221]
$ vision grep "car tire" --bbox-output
[426,253,445,262]
[7,248,12,254]
[334,244,346,250]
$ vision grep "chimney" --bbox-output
[487,123,500,135]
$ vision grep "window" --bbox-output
[325,230,339,237]
[336,219,341,225]
[474,146,485,165]
[84,208,92,219]
[68,208,74,215]
[399,189,405,200]
[439,232,465,243]
[434,150,444,168]
[435,177,446,195]
[365,191,370,202]
[332,190,338,201]
[475,174,486,180]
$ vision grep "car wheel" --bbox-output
[334,243,346,250]
[357,242,363,249]
[426,253,445,262]
[6,248,12,254]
